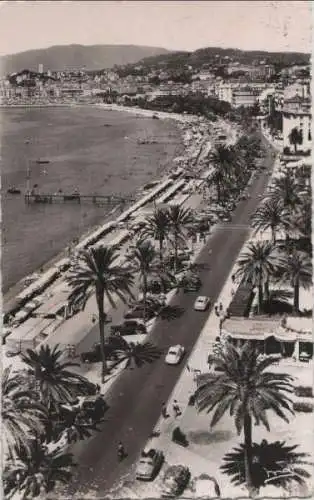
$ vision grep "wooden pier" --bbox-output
[24,192,135,206]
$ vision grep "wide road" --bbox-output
[63,134,275,497]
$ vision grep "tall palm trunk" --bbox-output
[173,232,178,274]
[258,279,263,314]
[264,280,270,304]
[243,413,255,497]
[216,180,221,203]
[271,225,276,244]
[142,270,148,322]
[159,236,163,264]
[293,279,299,314]
[96,285,107,383]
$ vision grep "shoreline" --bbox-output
[95,103,198,123]
[3,104,234,313]
[3,107,188,307]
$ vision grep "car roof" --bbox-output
[169,345,181,350]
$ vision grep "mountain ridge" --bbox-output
[0,44,171,74]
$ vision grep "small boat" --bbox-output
[36,159,50,165]
[24,139,30,144]
[7,187,21,194]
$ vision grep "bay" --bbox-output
[1,106,183,292]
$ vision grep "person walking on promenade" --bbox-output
[231,274,235,284]
[214,304,219,317]
[161,402,169,419]
[172,400,182,417]
[219,302,223,313]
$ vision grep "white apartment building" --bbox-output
[282,96,311,153]
[284,82,310,101]
[216,82,234,103]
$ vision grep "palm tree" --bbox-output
[141,208,170,263]
[4,440,76,500]
[235,241,279,313]
[269,171,301,213]
[167,204,193,273]
[21,345,95,412]
[127,238,158,321]
[2,367,47,460]
[210,145,233,203]
[278,250,312,313]
[221,439,311,495]
[196,342,294,496]
[108,337,161,370]
[251,198,288,243]
[66,245,134,381]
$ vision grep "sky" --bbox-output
[0,1,312,56]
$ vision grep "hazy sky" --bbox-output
[0,1,311,56]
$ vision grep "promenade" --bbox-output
[53,132,276,498]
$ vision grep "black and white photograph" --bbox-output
[0,1,312,498]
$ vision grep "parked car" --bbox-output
[80,343,101,363]
[124,304,157,321]
[221,213,232,222]
[80,337,122,363]
[124,297,162,320]
[136,447,164,481]
[179,273,202,292]
[165,345,185,365]
[61,395,108,423]
[194,296,210,311]
[161,465,191,498]
[110,319,146,336]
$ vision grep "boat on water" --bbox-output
[36,159,50,165]
[7,187,21,195]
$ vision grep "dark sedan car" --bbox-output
[110,319,146,336]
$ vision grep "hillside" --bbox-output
[137,46,310,70]
[0,44,170,74]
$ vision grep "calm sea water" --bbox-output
[1,106,183,292]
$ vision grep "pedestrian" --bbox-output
[231,274,235,284]
[186,364,191,372]
[219,302,223,312]
[172,400,182,417]
[161,402,169,419]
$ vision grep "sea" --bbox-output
[1,105,184,293]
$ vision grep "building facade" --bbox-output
[282,96,311,153]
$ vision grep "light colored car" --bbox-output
[194,296,210,311]
[136,447,164,480]
[165,345,185,365]
[161,465,191,498]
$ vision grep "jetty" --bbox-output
[24,192,135,206]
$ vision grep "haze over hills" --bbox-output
[0,44,170,74]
